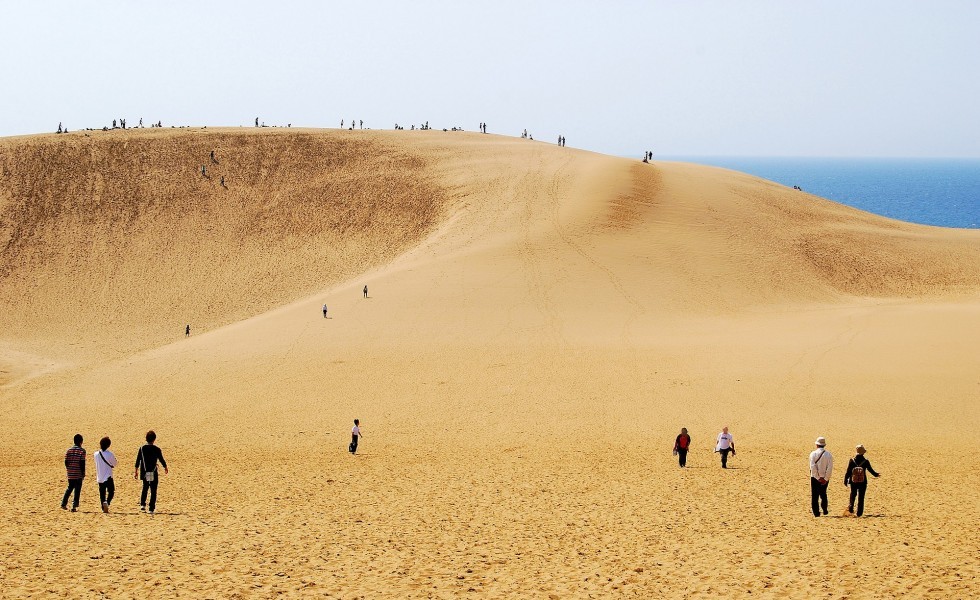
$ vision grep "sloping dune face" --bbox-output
[3,130,979,366]
[0,130,447,361]
[2,131,980,598]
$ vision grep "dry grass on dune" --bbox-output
[0,129,449,362]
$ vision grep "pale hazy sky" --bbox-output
[2,1,978,157]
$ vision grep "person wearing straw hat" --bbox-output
[844,444,880,517]
[809,436,833,517]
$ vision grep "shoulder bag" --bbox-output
[141,446,156,482]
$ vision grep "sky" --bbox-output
[2,1,978,157]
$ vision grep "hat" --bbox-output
[815,436,826,447]
[855,444,866,455]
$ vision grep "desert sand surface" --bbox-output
[1,128,979,598]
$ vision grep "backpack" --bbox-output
[678,435,690,450]
[851,458,866,484]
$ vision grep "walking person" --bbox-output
[674,427,691,467]
[61,434,86,512]
[809,436,833,517]
[363,285,368,298]
[349,419,362,454]
[322,303,328,318]
[94,437,117,513]
[134,430,168,514]
[185,324,190,337]
[844,444,880,516]
[715,426,735,468]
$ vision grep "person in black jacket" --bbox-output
[844,444,880,516]
[134,430,168,515]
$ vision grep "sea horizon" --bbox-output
[658,155,980,229]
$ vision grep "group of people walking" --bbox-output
[61,422,880,518]
[809,436,881,517]
[672,427,882,517]
[61,431,168,515]
[672,426,736,469]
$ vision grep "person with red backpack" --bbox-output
[673,428,691,467]
[844,444,880,517]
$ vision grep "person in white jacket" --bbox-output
[94,437,118,513]
[809,436,833,517]
[715,427,735,468]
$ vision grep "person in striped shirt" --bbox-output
[61,434,86,512]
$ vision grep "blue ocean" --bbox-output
[672,157,980,229]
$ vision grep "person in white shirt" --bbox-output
[349,419,362,454]
[94,437,118,513]
[715,427,735,468]
[809,436,833,517]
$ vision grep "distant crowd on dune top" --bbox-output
[51,116,636,157]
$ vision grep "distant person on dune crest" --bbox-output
[363,285,368,298]
[809,436,833,517]
[255,117,259,127]
[61,433,86,512]
[844,444,880,517]
[185,324,190,337]
[349,419,362,454]
[674,427,691,467]
[715,426,735,468]
[322,304,328,318]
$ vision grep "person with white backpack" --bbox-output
[844,444,881,517]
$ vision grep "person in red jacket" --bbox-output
[674,428,691,467]
[61,434,86,512]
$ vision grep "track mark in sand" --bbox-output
[546,159,647,355]
[778,311,867,400]
[516,158,569,348]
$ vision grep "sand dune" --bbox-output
[1,129,978,598]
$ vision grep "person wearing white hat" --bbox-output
[809,436,833,517]
[844,444,880,516]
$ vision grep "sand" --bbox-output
[1,128,978,598]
